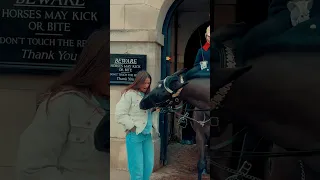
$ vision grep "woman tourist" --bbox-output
[115,70,159,180]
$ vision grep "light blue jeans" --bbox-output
[126,132,154,180]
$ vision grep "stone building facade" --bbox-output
[0,0,238,179]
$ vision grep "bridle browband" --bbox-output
[163,75,185,94]
[163,76,174,94]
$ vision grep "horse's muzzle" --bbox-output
[139,100,150,110]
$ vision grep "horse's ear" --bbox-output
[172,68,188,76]
[211,65,252,90]
[287,1,296,12]
[307,0,313,10]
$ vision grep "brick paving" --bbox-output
[151,143,209,180]
[110,169,130,180]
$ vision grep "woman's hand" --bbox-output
[151,107,161,112]
[126,126,136,134]
[129,126,136,132]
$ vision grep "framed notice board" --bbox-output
[110,54,147,85]
[0,0,108,74]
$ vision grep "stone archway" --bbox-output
[110,0,176,44]
[156,0,177,31]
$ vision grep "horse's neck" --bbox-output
[180,79,210,110]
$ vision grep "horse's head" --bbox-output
[139,68,189,110]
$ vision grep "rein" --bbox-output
[155,98,216,128]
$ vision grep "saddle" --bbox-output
[185,65,210,81]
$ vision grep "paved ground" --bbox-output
[110,169,130,180]
[111,143,209,180]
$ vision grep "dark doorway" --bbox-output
[180,21,210,144]
[236,0,270,25]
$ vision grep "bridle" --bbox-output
[150,75,219,129]
[146,79,180,112]
[146,75,184,113]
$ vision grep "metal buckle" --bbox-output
[238,161,252,176]
[178,112,189,128]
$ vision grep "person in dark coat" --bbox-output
[185,25,211,80]
[194,25,211,69]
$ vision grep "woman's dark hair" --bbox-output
[122,70,152,95]
[40,26,109,109]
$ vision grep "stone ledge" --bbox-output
[110,0,145,5]
[110,30,164,46]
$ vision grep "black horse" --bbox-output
[139,69,211,180]
[139,67,250,180]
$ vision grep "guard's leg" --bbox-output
[196,130,206,180]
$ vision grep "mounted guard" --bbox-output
[185,25,211,80]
